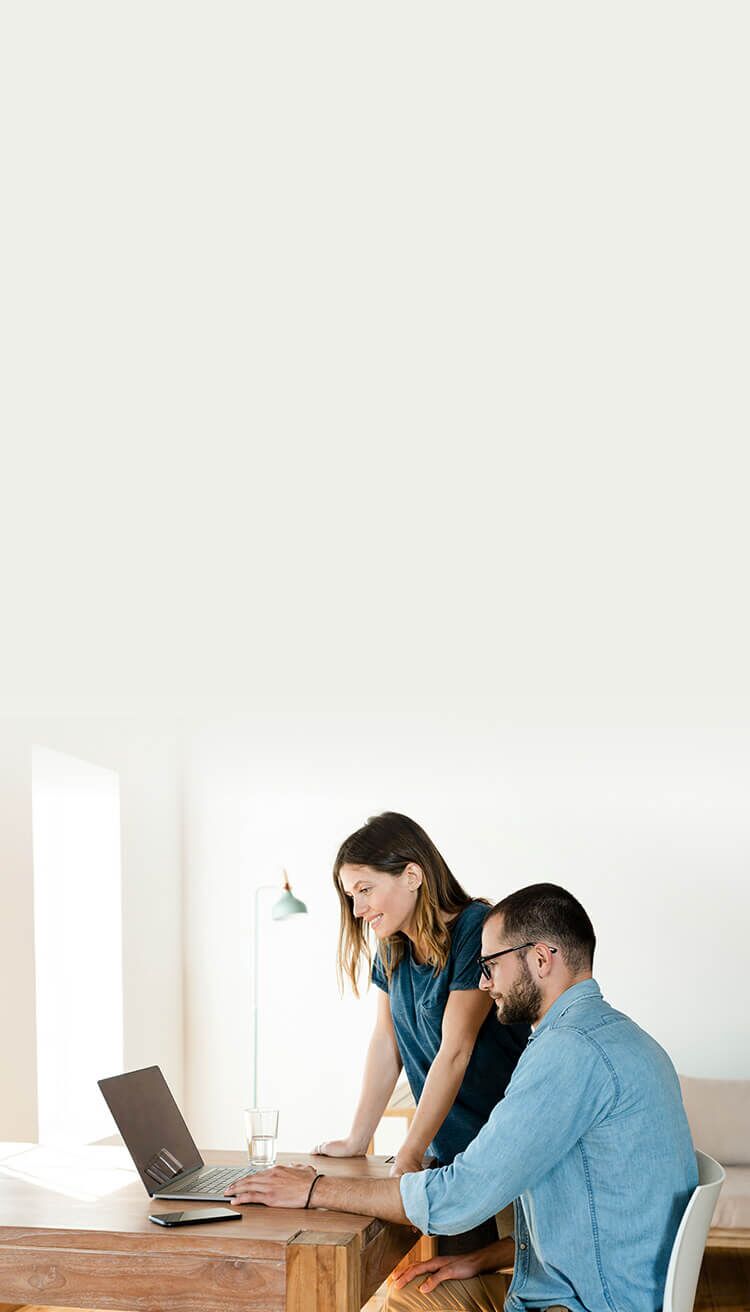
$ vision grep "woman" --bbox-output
[313,811,528,1252]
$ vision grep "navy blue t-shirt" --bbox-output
[371,900,529,1165]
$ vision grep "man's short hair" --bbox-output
[486,883,596,973]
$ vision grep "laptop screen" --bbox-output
[98,1066,203,1195]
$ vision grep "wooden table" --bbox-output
[0,1144,417,1312]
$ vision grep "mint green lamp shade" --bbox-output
[271,872,308,920]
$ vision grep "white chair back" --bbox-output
[662,1150,725,1312]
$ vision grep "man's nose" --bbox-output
[479,971,490,992]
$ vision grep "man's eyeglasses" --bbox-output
[477,942,557,981]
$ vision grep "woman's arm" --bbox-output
[391,989,493,1175]
[316,989,402,1156]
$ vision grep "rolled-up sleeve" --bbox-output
[399,1027,615,1236]
[400,1169,432,1234]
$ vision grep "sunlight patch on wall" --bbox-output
[32,746,124,1145]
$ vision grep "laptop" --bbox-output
[98,1065,259,1201]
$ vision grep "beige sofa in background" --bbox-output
[680,1075,750,1249]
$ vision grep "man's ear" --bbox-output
[535,943,556,976]
[404,863,423,891]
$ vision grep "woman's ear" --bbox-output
[404,863,424,891]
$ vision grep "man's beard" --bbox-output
[496,955,542,1025]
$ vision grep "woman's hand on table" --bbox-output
[311,1136,367,1157]
[225,1164,317,1208]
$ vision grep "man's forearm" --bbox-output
[312,1174,410,1225]
[226,1163,415,1219]
[473,1236,516,1273]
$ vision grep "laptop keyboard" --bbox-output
[161,1164,258,1196]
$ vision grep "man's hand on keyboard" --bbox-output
[225,1164,316,1209]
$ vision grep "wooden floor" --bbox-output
[4,1252,750,1311]
[697,1252,750,1310]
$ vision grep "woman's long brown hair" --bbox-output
[333,812,477,995]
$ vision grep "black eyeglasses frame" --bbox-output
[477,942,557,981]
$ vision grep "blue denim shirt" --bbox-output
[400,979,697,1312]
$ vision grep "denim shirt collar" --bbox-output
[529,977,602,1042]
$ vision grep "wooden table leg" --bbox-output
[287,1230,362,1312]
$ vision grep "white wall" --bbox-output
[0,717,183,1141]
[0,728,37,1140]
[182,712,750,1156]
[2,707,746,1155]
[2,2,748,1155]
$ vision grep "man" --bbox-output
[227,884,698,1312]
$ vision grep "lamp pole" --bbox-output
[252,873,308,1108]
[252,884,275,1109]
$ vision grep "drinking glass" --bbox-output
[244,1107,279,1167]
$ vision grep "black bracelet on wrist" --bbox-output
[304,1172,324,1209]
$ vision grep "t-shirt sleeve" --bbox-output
[447,902,486,991]
[371,952,389,993]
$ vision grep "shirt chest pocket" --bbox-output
[416,998,446,1046]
